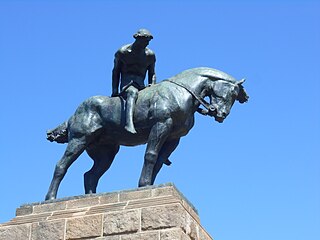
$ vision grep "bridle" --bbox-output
[164,79,217,115]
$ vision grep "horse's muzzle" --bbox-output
[214,116,225,123]
[214,111,227,123]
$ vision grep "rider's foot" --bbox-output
[125,125,137,134]
[164,159,172,166]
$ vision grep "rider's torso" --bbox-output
[118,45,154,90]
[120,74,145,90]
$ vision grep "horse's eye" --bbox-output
[232,91,238,97]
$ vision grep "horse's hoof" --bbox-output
[45,195,56,201]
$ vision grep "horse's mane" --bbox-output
[167,67,249,103]
[169,67,237,83]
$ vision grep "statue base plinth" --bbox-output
[0,183,213,240]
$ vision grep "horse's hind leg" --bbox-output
[45,137,86,200]
[84,144,120,194]
[151,138,180,184]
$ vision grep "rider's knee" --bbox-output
[126,87,138,98]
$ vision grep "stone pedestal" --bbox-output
[0,183,213,240]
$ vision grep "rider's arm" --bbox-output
[112,52,122,97]
[148,54,156,85]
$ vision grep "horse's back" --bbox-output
[68,96,120,135]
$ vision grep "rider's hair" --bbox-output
[133,29,153,40]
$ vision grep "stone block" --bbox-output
[31,220,65,240]
[103,210,139,235]
[160,228,192,240]
[99,193,119,205]
[181,200,200,223]
[33,201,66,214]
[141,204,185,230]
[0,224,30,240]
[184,214,199,240]
[85,237,119,240]
[199,228,213,240]
[152,185,178,198]
[16,205,33,216]
[87,202,127,215]
[125,195,178,211]
[66,214,102,239]
[104,236,120,240]
[119,189,151,202]
[66,196,100,209]
[121,231,159,240]
[6,212,52,226]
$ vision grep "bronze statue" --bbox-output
[45,67,248,200]
[112,29,156,133]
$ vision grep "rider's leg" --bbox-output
[125,86,138,134]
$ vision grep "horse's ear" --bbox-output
[237,78,246,85]
[236,80,249,103]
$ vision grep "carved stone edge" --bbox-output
[1,183,200,227]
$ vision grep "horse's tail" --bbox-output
[46,121,68,143]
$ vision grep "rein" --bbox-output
[163,79,216,113]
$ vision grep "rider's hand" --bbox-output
[111,92,118,97]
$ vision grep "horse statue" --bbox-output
[45,67,249,200]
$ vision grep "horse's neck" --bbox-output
[169,77,212,116]
[174,76,209,98]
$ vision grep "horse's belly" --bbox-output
[99,128,150,146]
[117,134,148,146]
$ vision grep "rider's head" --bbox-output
[133,29,153,40]
[133,29,153,48]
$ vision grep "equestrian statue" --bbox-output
[45,66,249,200]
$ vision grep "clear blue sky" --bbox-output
[0,1,319,239]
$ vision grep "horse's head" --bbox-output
[208,78,249,123]
[168,67,249,122]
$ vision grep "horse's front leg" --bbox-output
[151,138,180,185]
[139,118,173,187]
